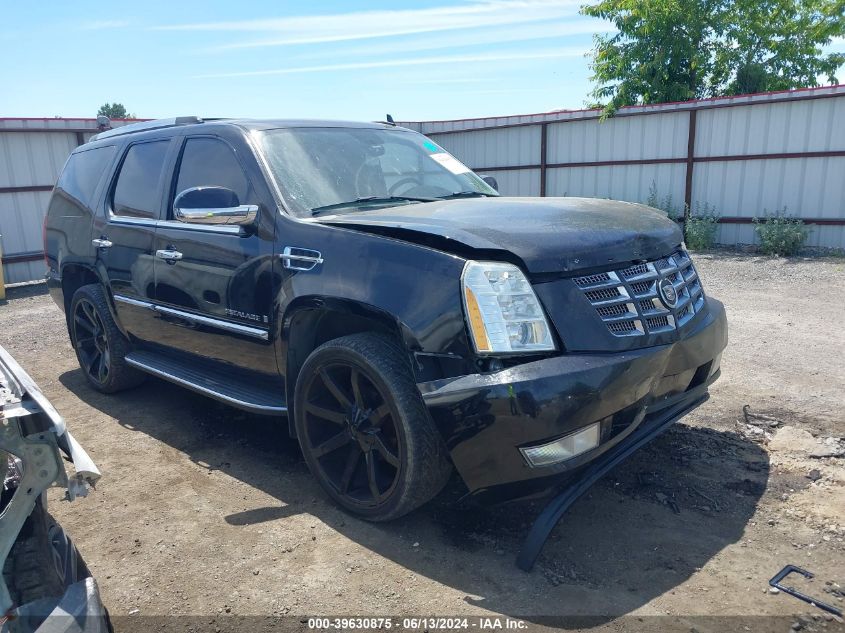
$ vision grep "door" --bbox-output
[92,138,175,343]
[152,135,277,375]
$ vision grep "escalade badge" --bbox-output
[658,279,678,308]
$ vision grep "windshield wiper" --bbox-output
[440,191,496,199]
[311,195,437,216]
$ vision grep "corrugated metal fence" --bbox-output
[401,84,845,250]
[2,90,844,286]
[0,118,135,285]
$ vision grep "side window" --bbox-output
[173,138,253,216]
[112,141,170,219]
[56,146,116,208]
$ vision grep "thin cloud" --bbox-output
[285,19,605,61]
[196,48,587,79]
[156,0,582,49]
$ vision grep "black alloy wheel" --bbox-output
[69,284,144,393]
[300,362,402,506]
[72,297,111,385]
[294,333,451,521]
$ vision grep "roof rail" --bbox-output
[92,116,204,141]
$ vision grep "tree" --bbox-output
[581,0,845,114]
[729,62,768,94]
[96,103,134,119]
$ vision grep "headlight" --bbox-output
[461,260,556,354]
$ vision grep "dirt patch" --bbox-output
[1,254,844,629]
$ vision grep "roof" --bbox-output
[227,119,402,131]
[87,117,406,142]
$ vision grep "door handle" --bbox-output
[156,249,183,263]
[92,238,113,249]
[281,246,323,271]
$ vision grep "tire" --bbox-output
[2,497,65,606]
[294,333,451,521]
[69,284,144,393]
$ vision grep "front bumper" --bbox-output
[420,298,728,501]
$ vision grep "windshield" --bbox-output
[257,127,498,217]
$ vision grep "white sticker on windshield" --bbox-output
[429,152,471,175]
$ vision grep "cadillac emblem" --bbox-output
[658,278,678,308]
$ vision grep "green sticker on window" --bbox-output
[422,140,439,152]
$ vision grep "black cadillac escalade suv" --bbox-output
[44,117,727,521]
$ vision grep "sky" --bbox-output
[1,2,842,123]
[0,0,608,121]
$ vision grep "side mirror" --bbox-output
[481,175,499,192]
[174,186,257,226]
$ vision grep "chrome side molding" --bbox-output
[113,295,268,340]
[108,216,243,235]
[112,295,154,309]
[155,305,268,339]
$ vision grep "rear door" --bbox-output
[92,137,176,343]
[151,134,277,375]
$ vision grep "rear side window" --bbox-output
[56,146,116,208]
[112,141,170,218]
[173,138,253,211]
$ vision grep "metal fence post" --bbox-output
[0,237,6,301]
[539,122,548,197]
[683,109,698,233]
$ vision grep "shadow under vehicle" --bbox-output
[64,368,769,626]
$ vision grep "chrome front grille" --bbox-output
[573,250,705,337]
[583,287,623,302]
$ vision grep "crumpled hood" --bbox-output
[316,197,682,273]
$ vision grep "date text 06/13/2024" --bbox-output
[307,617,528,630]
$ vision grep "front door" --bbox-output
[152,135,277,375]
[93,138,175,343]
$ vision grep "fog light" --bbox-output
[520,423,601,468]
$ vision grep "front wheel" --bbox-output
[294,333,451,521]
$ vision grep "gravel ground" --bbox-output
[1,253,843,632]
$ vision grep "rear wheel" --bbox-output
[69,284,144,393]
[294,333,451,521]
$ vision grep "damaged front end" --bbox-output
[0,344,107,632]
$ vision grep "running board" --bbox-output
[125,350,287,415]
